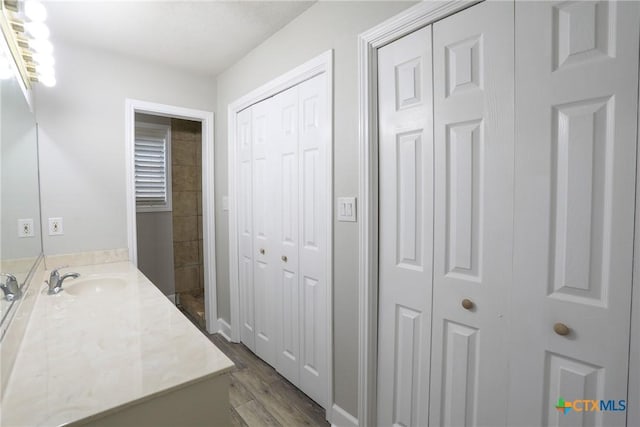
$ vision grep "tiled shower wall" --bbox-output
[171,118,203,297]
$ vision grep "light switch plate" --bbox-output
[48,217,64,235]
[18,219,34,238]
[337,197,357,222]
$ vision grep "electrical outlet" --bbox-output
[48,217,64,235]
[18,219,34,238]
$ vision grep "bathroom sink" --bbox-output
[64,277,127,296]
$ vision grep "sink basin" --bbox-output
[64,277,127,296]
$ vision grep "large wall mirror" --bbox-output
[0,58,43,337]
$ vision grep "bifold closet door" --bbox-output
[376,25,434,427]
[252,99,277,367]
[237,107,256,351]
[296,73,328,407]
[273,84,301,385]
[508,2,640,426]
[430,2,514,426]
[237,73,328,408]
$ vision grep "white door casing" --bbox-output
[429,2,514,426]
[237,106,255,351]
[508,2,640,426]
[376,25,434,427]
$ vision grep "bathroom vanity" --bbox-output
[1,261,234,426]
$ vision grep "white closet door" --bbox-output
[298,73,328,407]
[430,2,514,426]
[252,99,277,366]
[376,25,434,427]
[508,2,640,426]
[237,107,255,351]
[273,84,301,385]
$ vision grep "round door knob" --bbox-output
[461,298,474,310]
[554,322,570,336]
[281,255,288,262]
[259,248,265,255]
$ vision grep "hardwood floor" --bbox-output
[208,334,329,427]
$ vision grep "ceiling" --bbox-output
[44,1,316,77]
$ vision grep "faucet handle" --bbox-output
[1,273,21,301]
[51,265,69,273]
[1,272,17,282]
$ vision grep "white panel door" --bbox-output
[377,25,434,427]
[297,73,328,407]
[237,107,255,351]
[508,2,639,426]
[252,98,277,367]
[430,2,514,426]
[273,84,302,385]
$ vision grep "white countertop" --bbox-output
[1,262,234,427]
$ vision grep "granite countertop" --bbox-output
[1,262,234,427]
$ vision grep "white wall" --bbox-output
[35,42,216,256]
[215,1,415,417]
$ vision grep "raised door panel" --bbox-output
[252,99,277,367]
[377,25,434,427]
[509,2,639,426]
[273,85,301,385]
[237,107,255,350]
[297,73,328,408]
[431,2,514,426]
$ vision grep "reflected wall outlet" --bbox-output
[48,217,64,235]
[18,219,34,238]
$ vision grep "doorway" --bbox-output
[125,99,218,333]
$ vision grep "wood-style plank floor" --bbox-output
[208,334,330,427]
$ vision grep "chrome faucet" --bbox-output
[46,267,80,294]
[0,273,22,301]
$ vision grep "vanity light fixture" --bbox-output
[0,0,56,87]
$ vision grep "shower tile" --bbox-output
[172,192,197,217]
[173,216,198,242]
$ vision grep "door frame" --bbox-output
[124,99,218,333]
[357,1,481,425]
[227,50,334,414]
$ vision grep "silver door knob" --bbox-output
[281,255,288,262]
[553,322,570,336]
[461,298,474,310]
[259,248,265,255]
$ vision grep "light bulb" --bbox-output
[30,39,53,55]
[39,74,56,87]
[37,64,54,78]
[24,1,47,22]
[25,22,50,39]
[32,52,54,67]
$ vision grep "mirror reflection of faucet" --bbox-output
[1,273,22,301]
[46,266,80,295]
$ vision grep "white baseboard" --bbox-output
[330,404,358,427]
[166,294,176,304]
[218,318,232,341]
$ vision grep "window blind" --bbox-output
[135,135,168,207]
